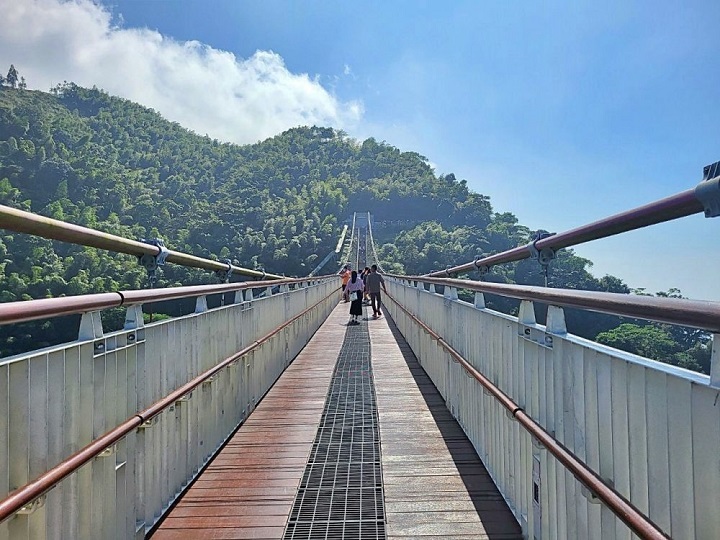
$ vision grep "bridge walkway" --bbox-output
[151,303,522,539]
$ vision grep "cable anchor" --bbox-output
[473,256,490,280]
[138,238,169,287]
[215,259,233,283]
[528,230,556,286]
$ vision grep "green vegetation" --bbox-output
[596,323,711,374]
[595,288,712,374]
[0,82,711,374]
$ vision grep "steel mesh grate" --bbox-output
[283,319,387,540]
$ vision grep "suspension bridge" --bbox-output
[0,162,719,539]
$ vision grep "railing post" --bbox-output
[518,300,536,325]
[124,304,145,329]
[474,291,486,309]
[546,305,567,334]
[78,310,103,340]
[195,295,208,313]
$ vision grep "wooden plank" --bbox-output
[371,316,523,540]
[150,304,347,538]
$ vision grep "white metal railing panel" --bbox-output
[691,382,720,538]
[386,278,718,539]
[0,279,338,539]
[0,365,7,540]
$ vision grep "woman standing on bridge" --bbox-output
[345,270,364,324]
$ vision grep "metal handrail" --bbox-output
[0,276,337,326]
[390,275,720,333]
[386,291,670,540]
[0,286,338,523]
[0,204,285,280]
[426,188,707,277]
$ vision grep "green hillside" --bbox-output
[0,84,614,284]
[0,83,710,373]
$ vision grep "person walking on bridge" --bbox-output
[345,270,364,324]
[365,264,387,319]
[339,264,352,302]
[361,266,371,304]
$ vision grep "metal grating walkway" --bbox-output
[283,317,387,540]
[151,303,522,539]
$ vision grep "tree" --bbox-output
[598,275,630,293]
[19,76,27,90]
[6,65,18,88]
[596,322,711,375]
[596,323,679,361]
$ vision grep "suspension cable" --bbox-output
[366,212,384,272]
[0,204,285,280]
[426,183,716,278]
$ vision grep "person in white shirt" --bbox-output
[345,270,365,324]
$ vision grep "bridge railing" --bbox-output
[0,277,339,539]
[385,276,719,540]
[0,203,285,280]
[426,162,719,279]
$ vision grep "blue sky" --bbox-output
[2,0,719,299]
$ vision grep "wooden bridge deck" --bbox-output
[151,303,522,539]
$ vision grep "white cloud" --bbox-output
[0,0,363,144]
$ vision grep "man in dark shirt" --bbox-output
[364,264,387,318]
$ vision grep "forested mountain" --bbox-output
[0,82,711,373]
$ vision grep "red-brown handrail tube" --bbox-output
[0,286,338,523]
[0,204,285,280]
[387,292,670,540]
[393,276,720,333]
[0,277,338,326]
[0,293,124,325]
[427,189,704,277]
